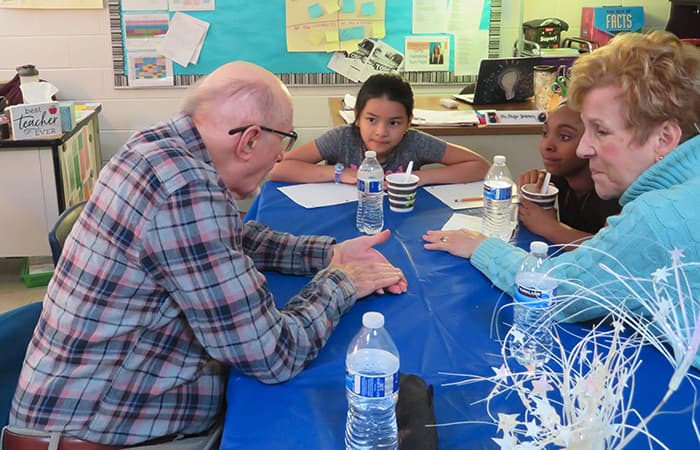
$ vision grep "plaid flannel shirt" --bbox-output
[10,115,357,445]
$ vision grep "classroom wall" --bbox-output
[0,1,671,168]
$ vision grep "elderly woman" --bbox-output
[423,31,700,352]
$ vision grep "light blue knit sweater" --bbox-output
[472,134,700,340]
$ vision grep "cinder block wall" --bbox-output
[0,1,670,165]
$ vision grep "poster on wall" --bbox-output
[123,13,169,51]
[327,38,403,82]
[404,35,449,71]
[0,0,103,8]
[286,0,387,53]
[169,0,214,11]
[127,52,174,87]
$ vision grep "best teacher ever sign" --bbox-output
[7,102,62,140]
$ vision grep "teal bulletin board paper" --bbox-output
[479,0,491,30]
[114,0,494,84]
[122,0,420,75]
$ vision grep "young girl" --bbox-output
[517,103,621,249]
[268,73,489,186]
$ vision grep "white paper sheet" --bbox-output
[424,181,519,210]
[424,182,483,210]
[412,108,478,126]
[159,12,209,67]
[442,213,482,232]
[441,212,518,239]
[278,183,358,209]
[122,0,167,10]
[169,0,215,11]
[412,0,448,34]
[338,108,478,126]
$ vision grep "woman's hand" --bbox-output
[422,229,487,259]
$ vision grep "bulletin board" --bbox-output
[109,0,502,87]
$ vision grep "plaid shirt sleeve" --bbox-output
[141,181,357,384]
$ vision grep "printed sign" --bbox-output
[7,102,63,140]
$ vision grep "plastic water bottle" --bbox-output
[345,312,400,450]
[356,151,384,235]
[510,241,556,367]
[482,155,514,241]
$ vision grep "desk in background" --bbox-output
[0,105,102,257]
[221,181,698,450]
[328,96,543,177]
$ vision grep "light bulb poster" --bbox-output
[404,35,450,71]
[477,58,535,104]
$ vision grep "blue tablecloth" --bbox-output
[220,181,698,449]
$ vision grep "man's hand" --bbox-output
[330,230,408,295]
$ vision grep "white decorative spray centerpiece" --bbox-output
[441,247,700,449]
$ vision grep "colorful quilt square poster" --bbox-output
[127,52,174,87]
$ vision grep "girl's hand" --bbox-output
[340,168,357,185]
[518,198,558,235]
[518,169,545,188]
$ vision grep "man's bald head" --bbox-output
[181,61,295,198]
[182,61,292,128]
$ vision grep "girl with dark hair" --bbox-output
[269,73,489,186]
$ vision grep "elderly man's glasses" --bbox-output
[228,125,298,153]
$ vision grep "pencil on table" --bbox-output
[454,196,483,202]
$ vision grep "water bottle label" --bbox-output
[345,371,399,398]
[483,183,512,201]
[514,283,556,308]
[357,179,383,194]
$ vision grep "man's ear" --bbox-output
[233,126,261,161]
[655,120,682,159]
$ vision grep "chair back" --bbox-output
[48,201,87,266]
[0,302,42,429]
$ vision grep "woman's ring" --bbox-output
[440,236,449,243]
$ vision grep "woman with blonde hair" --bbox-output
[423,31,700,363]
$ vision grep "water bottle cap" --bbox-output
[362,312,384,329]
[365,150,377,158]
[16,64,39,77]
[493,155,506,164]
[530,241,548,255]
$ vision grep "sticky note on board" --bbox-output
[325,30,339,43]
[308,3,323,18]
[309,30,324,45]
[341,0,355,13]
[340,39,361,53]
[339,26,365,41]
[361,1,375,16]
[322,0,340,14]
[372,22,385,37]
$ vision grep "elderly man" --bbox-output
[5,61,406,449]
